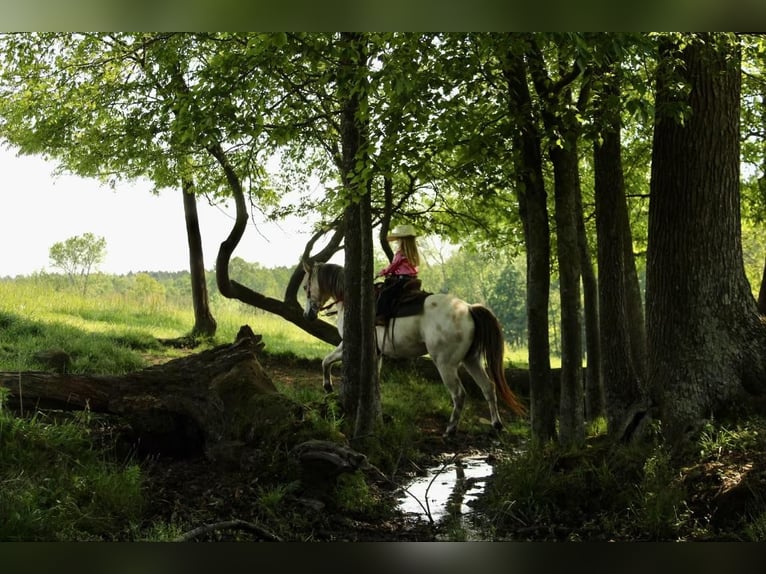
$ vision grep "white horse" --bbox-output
[302,261,526,437]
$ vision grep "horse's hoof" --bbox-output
[443,426,457,439]
[492,421,504,432]
[323,383,334,393]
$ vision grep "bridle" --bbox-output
[305,266,340,316]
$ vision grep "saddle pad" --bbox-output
[393,290,431,318]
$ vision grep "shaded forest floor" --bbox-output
[131,351,766,542]
[134,351,515,541]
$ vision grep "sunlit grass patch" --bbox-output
[213,309,335,360]
[0,312,148,373]
[1,278,332,371]
[505,345,561,369]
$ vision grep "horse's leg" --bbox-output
[322,342,343,392]
[433,359,466,438]
[462,355,503,432]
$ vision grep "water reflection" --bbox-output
[397,454,494,524]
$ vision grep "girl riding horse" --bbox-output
[375,224,421,325]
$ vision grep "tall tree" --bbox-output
[593,58,645,437]
[647,33,766,447]
[576,163,602,422]
[526,34,588,448]
[132,33,341,344]
[496,35,556,444]
[337,33,381,439]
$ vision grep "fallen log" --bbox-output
[0,331,302,458]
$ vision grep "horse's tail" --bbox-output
[468,304,527,418]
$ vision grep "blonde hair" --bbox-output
[396,236,420,268]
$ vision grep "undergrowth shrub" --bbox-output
[481,431,696,541]
[631,446,691,539]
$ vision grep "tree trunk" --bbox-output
[593,65,645,439]
[500,42,556,444]
[577,176,602,421]
[551,139,585,448]
[341,199,363,419]
[182,176,217,338]
[353,185,380,440]
[623,214,648,381]
[757,255,766,315]
[647,33,766,447]
[159,63,215,339]
[525,34,587,447]
[0,333,305,459]
[338,32,381,439]
[759,92,766,317]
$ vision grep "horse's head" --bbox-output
[302,259,343,321]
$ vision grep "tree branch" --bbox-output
[174,519,282,542]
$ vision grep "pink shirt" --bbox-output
[377,251,418,278]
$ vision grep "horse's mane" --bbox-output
[316,262,345,302]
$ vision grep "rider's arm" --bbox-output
[377,251,405,277]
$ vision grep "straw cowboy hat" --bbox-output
[386,224,418,240]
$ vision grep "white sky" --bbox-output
[0,148,328,277]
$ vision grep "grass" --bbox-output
[2,273,539,539]
[0,278,333,373]
[0,278,337,540]
[0,397,144,541]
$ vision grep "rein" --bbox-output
[318,299,340,315]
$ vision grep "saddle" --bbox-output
[375,277,430,325]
